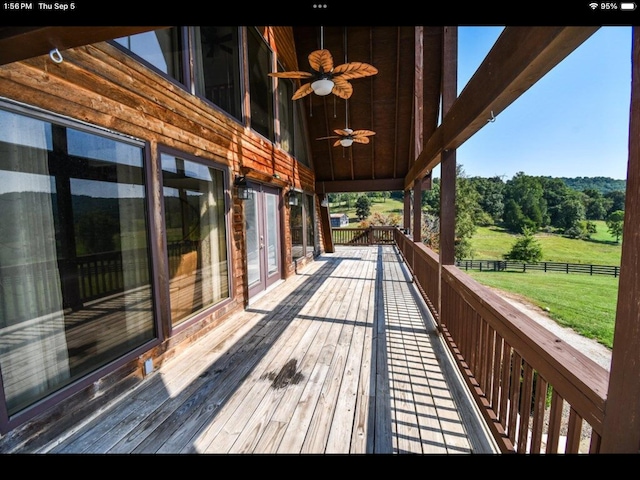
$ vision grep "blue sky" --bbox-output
[445,26,632,181]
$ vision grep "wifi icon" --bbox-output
[589,2,599,8]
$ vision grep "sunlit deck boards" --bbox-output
[36,246,497,454]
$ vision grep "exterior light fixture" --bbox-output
[234,175,252,200]
[320,197,329,208]
[287,189,299,206]
[311,78,334,96]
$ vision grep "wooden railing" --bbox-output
[331,226,396,245]
[393,228,609,454]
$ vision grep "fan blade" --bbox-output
[291,83,314,100]
[331,78,353,99]
[352,136,370,144]
[352,129,376,137]
[316,135,340,140]
[269,71,314,79]
[333,129,352,136]
[333,62,378,80]
[332,139,342,147]
[308,49,334,74]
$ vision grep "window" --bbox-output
[293,100,310,167]
[290,192,316,260]
[247,28,275,141]
[276,65,294,154]
[160,152,230,326]
[114,28,185,84]
[193,26,242,121]
[0,107,155,417]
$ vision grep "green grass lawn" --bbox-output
[470,222,622,266]
[329,197,404,225]
[466,270,618,349]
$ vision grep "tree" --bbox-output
[503,172,549,233]
[606,210,625,243]
[454,168,479,260]
[504,226,543,263]
[355,195,371,220]
[604,190,626,216]
[556,191,586,232]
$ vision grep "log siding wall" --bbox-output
[0,28,320,447]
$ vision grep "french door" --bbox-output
[245,183,282,300]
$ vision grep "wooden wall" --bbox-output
[0,27,321,448]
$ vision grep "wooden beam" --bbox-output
[601,26,640,454]
[0,27,167,66]
[404,26,599,190]
[315,178,404,193]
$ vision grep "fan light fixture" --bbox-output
[339,137,354,147]
[234,175,252,200]
[311,78,334,96]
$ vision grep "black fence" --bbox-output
[456,259,621,277]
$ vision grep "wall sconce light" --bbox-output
[287,189,299,206]
[320,197,329,208]
[234,175,252,200]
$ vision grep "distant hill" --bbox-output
[558,176,626,194]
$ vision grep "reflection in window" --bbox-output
[114,28,184,84]
[193,26,242,121]
[306,194,316,254]
[247,28,274,141]
[276,66,294,154]
[0,108,155,416]
[161,153,229,326]
[290,192,303,260]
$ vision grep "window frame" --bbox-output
[155,144,235,337]
[0,99,163,433]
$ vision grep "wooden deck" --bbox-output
[31,246,498,454]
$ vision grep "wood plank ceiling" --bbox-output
[291,26,443,194]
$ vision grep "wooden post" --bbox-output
[404,189,412,234]
[601,26,640,453]
[412,178,422,242]
[439,26,458,267]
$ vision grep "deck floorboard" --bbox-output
[37,246,497,455]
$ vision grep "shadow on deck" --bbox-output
[30,246,498,454]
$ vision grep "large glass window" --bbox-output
[193,26,242,121]
[114,28,184,84]
[290,192,317,260]
[161,153,229,326]
[0,107,155,417]
[276,65,294,154]
[247,28,275,141]
[306,194,317,254]
[290,193,303,260]
[293,100,310,167]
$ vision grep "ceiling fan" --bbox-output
[269,48,378,100]
[317,128,376,147]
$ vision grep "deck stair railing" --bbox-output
[393,228,608,454]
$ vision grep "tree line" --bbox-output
[419,169,626,260]
[327,170,626,261]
